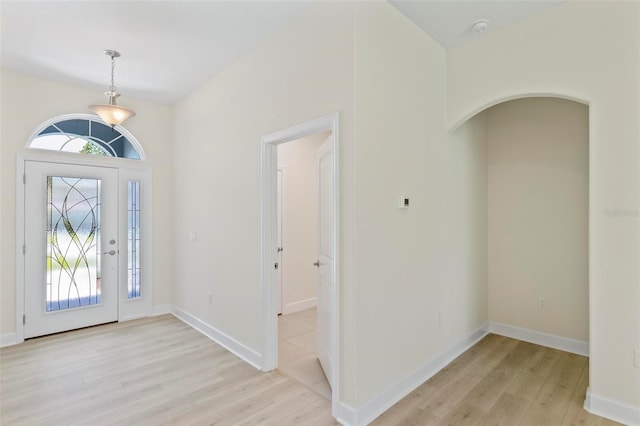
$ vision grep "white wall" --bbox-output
[277,132,327,314]
[171,1,357,403]
[353,2,488,407]
[448,0,640,411]
[486,97,589,341]
[0,70,174,335]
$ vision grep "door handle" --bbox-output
[102,250,116,256]
[313,261,320,268]
[277,247,283,252]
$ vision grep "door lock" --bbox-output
[274,263,279,270]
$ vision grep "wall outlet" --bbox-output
[634,348,640,368]
[537,298,547,310]
[208,292,213,304]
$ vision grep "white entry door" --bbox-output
[24,161,119,338]
[316,136,334,387]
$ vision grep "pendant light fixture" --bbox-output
[89,49,136,126]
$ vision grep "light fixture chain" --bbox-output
[110,53,116,93]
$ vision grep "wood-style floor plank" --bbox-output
[1,317,623,426]
[0,315,336,426]
[372,334,621,426]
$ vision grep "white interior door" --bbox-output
[24,161,119,338]
[316,136,333,387]
[276,168,284,315]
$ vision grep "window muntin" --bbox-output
[29,118,141,160]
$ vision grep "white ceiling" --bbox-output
[388,0,564,49]
[0,1,563,106]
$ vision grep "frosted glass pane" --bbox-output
[128,181,141,299]
[47,176,101,311]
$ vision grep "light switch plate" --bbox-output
[397,196,410,210]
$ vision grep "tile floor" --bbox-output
[278,307,332,400]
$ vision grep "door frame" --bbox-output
[260,112,340,417]
[15,150,152,343]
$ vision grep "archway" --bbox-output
[451,95,590,352]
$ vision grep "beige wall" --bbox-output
[0,70,174,335]
[448,0,639,408]
[2,0,637,418]
[486,97,589,341]
[171,1,357,403]
[353,2,488,406]
[277,132,327,313]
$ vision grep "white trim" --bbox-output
[15,156,26,345]
[171,305,262,370]
[261,112,340,418]
[151,304,172,316]
[336,403,358,426]
[489,321,589,356]
[118,314,148,322]
[352,324,490,426]
[584,387,640,426]
[0,332,18,348]
[282,297,317,315]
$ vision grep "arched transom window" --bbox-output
[28,115,144,160]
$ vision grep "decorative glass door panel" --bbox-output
[127,180,141,299]
[47,176,103,311]
[25,162,118,338]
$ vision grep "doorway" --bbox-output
[261,113,339,417]
[16,152,152,342]
[276,131,331,398]
[24,161,119,338]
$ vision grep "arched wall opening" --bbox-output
[452,95,590,349]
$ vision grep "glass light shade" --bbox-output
[89,104,136,126]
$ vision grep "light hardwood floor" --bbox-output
[1,316,621,425]
[371,334,621,426]
[0,315,337,426]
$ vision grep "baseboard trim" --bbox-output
[352,323,490,426]
[336,402,358,426]
[0,332,18,348]
[150,304,172,316]
[282,297,317,315]
[585,387,640,426]
[489,322,589,356]
[170,305,262,370]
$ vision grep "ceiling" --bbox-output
[0,1,563,106]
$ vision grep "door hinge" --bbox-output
[23,244,26,255]
[23,315,25,325]
[23,174,26,184]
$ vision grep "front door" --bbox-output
[24,161,119,338]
